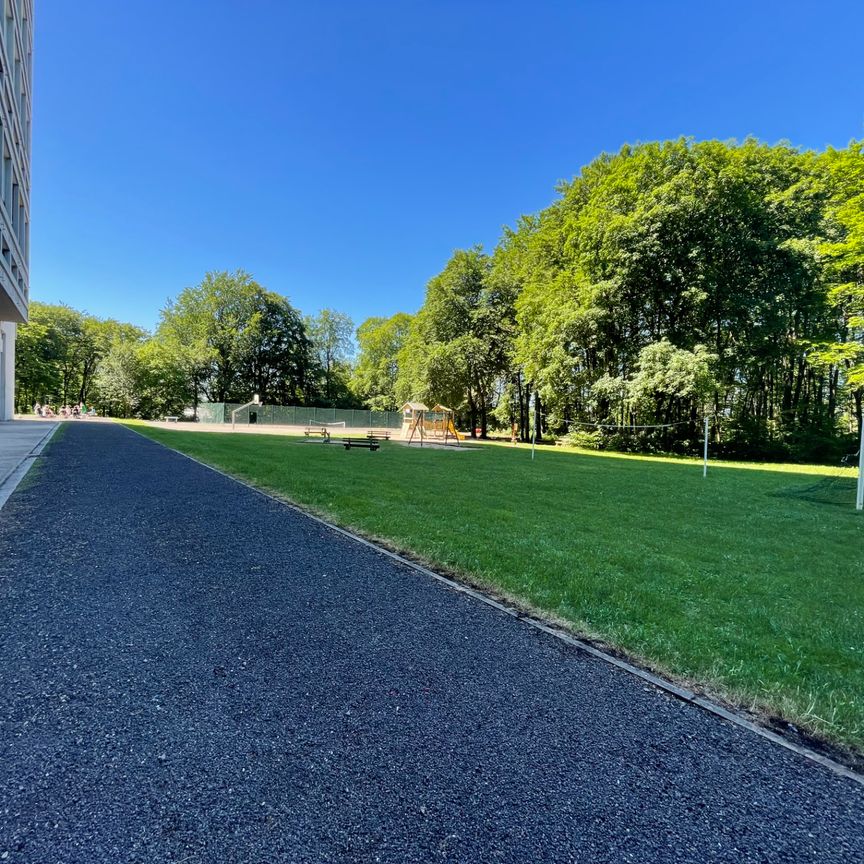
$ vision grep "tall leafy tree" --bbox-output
[398,247,513,437]
[505,139,839,456]
[154,270,314,409]
[351,313,413,410]
[813,142,864,437]
[15,303,146,410]
[153,282,218,414]
[14,306,61,408]
[236,291,312,405]
[94,340,147,418]
[306,308,355,406]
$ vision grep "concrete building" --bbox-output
[0,0,32,421]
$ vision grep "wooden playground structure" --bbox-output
[401,402,463,446]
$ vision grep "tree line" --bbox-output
[15,271,358,419]
[354,138,864,461]
[16,138,864,461]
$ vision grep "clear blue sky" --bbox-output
[32,0,864,332]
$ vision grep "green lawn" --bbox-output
[123,421,864,752]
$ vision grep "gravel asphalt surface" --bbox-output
[1,422,863,863]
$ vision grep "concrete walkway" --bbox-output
[0,422,862,863]
[0,419,57,488]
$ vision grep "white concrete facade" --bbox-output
[0,319,15,418]
[0,0,32,420]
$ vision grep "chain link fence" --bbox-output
[197,402,402,429]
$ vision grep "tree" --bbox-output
[306,308,355,406]
[814,142,864,438]
[235,291,313,405]
[43,304,91,404]
[14,308,59,409]
[15,303,146,411]
[152,287,215,416]
[397,248,513,437]
[94,340,146,418]
[626,340,718,438]
[504,138,838,456]
[351,313,413,410]
[154,270,314,411]
[133,338,194,419]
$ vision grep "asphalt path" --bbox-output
[1,422,862,863]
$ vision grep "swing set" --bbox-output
[401,402,463,446]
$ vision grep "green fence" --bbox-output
[197,402,402,429]
[196,403,227,424]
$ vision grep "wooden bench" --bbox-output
[304,426,330,439]
[338,437,379,451]
[367,430,391,441]
[165,416,179,423]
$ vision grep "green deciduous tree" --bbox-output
[306,308,356,406]
[499,139,844,457]
[351,312,413,410]
[15,302,148,411]
[397,247,514,437]
[626,340,718,427]
[813,142,864,437]
[154,270,314,411]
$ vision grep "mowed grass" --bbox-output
[123,421,864,752]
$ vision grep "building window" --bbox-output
[5,6,13,72]
[2,147,10,214]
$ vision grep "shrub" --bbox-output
[558,429,603,450]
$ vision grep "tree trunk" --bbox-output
[855,388,863,442]
[828,366,839,422]
[534,393,543,443]
[790,359,806,419]
[521,381,531,442]
[515,374,525,442]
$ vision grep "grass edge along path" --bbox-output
[120,420,864,759]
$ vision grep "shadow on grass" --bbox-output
[771,476,859,508]
[504,438,858,481]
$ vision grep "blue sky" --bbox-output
[32,0,864,332]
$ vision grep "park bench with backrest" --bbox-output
[367,430,391,441]
[305,426,330,439]
[338,437,379,451]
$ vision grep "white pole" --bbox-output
[703,416,709,478]
[856,419,864,511]
[530,393,536,461]
[231,398,259,432]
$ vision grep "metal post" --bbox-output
[231,395,260,431]
[857,420,864,511]
[703,416,709,478]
